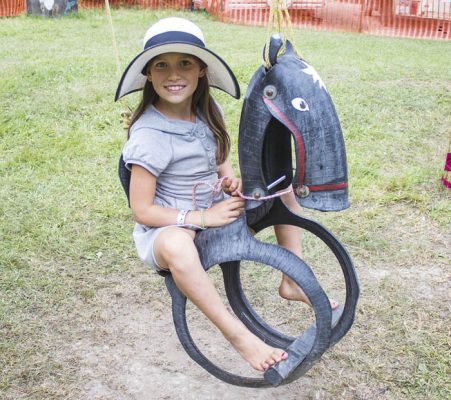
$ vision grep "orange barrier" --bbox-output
[79,0,192,9]
[201,0,450,39]
[0,0,25,16]
[2,0,449,39]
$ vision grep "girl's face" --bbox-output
[147,52,206,113]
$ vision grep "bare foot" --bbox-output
[279,275,339,310]
[226,326,288,372]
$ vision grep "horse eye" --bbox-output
[263,85,277,99]
[291,97,309,111]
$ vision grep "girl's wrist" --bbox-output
[184,210,207,229]
[200,209,206,229]
[176,209,188,226]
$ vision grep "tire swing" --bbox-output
[117,30,359,387]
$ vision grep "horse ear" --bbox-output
[263,34,284,68]
[285,40,296,56]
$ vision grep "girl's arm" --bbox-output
[129,164,178,227]
[218,159,242,196]
[130,164,244,228]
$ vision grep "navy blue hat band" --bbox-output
[144,31,205,50]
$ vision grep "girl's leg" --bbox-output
[275,190,338,309]
[274,224,338,309]
[274,223,310,302]
[154,227,288,372]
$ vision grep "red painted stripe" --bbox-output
[309,182,348,192]
[262,97,305,187]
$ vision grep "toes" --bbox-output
[270,351,287,364]
[275,351,288,363]
[262,351,289,371]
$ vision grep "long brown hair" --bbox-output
[127,57,230,165]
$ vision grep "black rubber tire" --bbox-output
[247,198,360,349]
[223,198,360,385]
[167,216,334,388]
[117,154,359,386]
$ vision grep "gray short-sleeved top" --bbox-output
[122,105,225,213]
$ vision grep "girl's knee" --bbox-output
[155,227,197,265]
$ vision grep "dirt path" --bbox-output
[56,254,448,400]
[65,270,321,400]
[48,208,450,400]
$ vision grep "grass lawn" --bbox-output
[1,8,450,400]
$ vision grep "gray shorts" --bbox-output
[132,223,199,273]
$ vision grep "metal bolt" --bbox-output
[296,185,310,198]
[252,188,265,199]
[263,85,277,99]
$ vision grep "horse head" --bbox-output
[238,35,349,213]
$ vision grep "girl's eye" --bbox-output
[180,60,193,68]
[154,62,167,69]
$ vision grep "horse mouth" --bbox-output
[261,96,348,199]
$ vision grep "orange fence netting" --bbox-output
[1,0,449,39]
[201,0,450,39]
[79,0,192,8]
[0,0,25,16]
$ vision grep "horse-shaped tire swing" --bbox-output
[118,35,359,388]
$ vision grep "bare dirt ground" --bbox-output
[55,242,449,400]
[62,271,335,400]
[5,206,448,400]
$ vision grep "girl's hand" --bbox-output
[204,197,245,227]
[222,177,242,196]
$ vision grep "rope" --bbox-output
[264,0,300,69]
[192,177,293,210]
[104,0,121,80]
[236,186,293,201]
[104,0,132,130]
[192,177,229,210]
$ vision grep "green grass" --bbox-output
[1,8,450,400]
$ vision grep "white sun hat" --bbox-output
[115,17,240,101]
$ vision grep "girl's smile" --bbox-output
[164,84,187,93]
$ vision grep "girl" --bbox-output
[117,17,336,373]
[117,16,288,372]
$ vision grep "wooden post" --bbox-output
[26,0,78,16]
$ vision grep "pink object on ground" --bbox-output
[441,152,451,188]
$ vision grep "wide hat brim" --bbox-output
[115,42,240,101]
